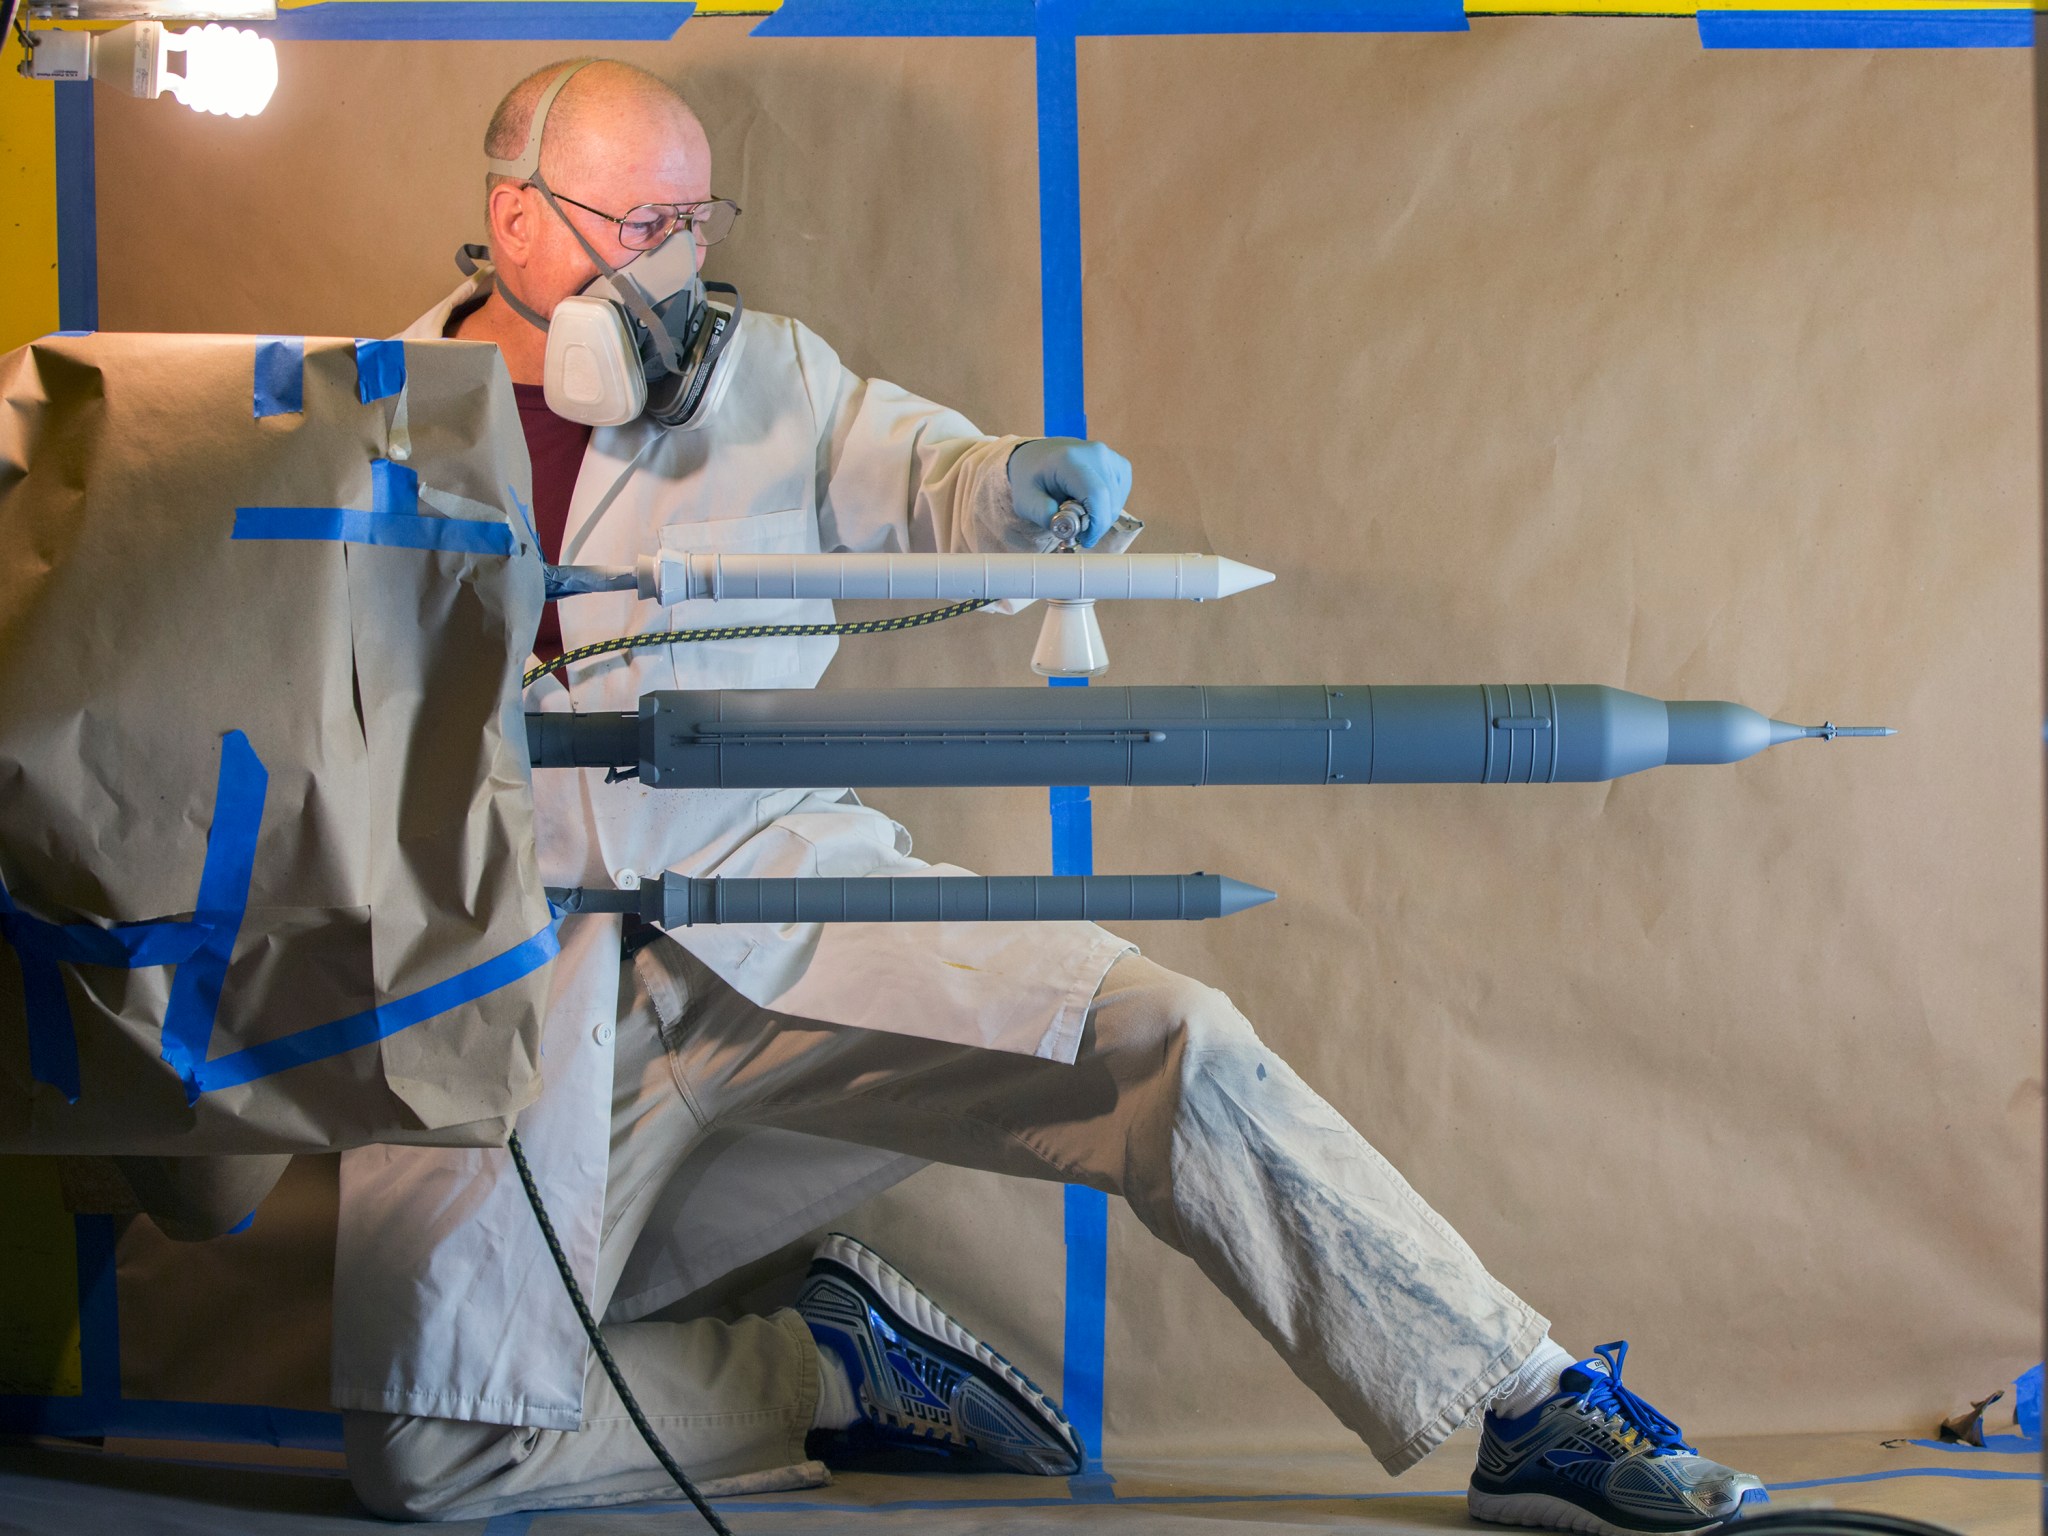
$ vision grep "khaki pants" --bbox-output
[346,942,1546,1520]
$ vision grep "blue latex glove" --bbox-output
[1006,437,1133,550]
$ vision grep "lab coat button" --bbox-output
[594,1021,615,1046]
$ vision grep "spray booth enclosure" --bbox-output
[0,12,2036,1534]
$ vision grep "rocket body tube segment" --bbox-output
[545,874,1276,924]
[521,685,1877,787]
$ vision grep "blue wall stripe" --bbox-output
[754,0,1031,33]
[755,0,1462,35]
[1034,16,1088,443]
[1032,7,1112,1493]
[53,83,97,334]
[1063,0,1465,32]
[264,1,693,39]
[74,1215,121,1406]
[1697,7,2031,46]
[0,1394,346,1449]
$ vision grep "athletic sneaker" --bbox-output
[795,1232,1084,1476]
[1469,1341,1770,1534]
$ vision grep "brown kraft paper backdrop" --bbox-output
[80,18,2038,1453]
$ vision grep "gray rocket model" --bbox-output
[528,683,1892,789]
[537,551,1890,924]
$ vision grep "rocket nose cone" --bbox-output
[1211,557,1278,598]
[1216,876,1279,916]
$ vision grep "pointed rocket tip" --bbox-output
[1216,876,1279,915]
[1212,557,1278,598]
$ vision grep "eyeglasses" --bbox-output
[545,191,742,252]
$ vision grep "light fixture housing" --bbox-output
[24,0,272,20]
[19,19,278,117]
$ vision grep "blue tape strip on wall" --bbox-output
[53,83,97,334]
[755,0,1463,36]
[266,1,693,40]
[254,336,306,418]
[1061,0,1465,33]
[0,1394,347,1449]
[1697,7,2032,46]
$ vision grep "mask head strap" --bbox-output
[487,58,593,183]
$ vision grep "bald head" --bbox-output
[484,59,708,195]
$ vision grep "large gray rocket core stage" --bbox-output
[526,684,1891,789]
[549,873,1276,926]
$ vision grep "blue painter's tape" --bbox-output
[1063,0,1463,31]
[508,483,540,555]
[353,338,407,403]
[54,84,97,335]
[0,1395,347,1449]
[74,1214,122,1406]
[1062,1184,1113,1496]
[233,504,517,556]
[1769,1467,2040,1489]
[253,337,305,419]
[1905,1433,2041,1454]
[1697,7,2031,47]
[1034,19,1088,442]
[1035,11,1109,1485]
[373,456,420,515]
[159,732,267,1101]
[2017,1363,2042,1438]
[13,940,81,1103]
[0,880,208,1102]
[266,1,692,38]
[190,920,561,1093]
[753,0,1031,34]
[756,0,1460,34]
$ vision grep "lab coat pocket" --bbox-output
[655,509,838,691]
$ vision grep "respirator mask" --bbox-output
[460,58,746,431]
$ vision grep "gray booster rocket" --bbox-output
[527,683,1891,789]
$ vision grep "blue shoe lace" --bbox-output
[1573,1341,1697,1457]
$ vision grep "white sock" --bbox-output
[811,1344,861,1431]
[1490,1338,1577,1420]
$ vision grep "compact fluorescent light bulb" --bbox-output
[156,22,276,116]
[22,21,279,116]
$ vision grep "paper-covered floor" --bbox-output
[0,1428,2033,1534]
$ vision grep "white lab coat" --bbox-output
[330,270,1133,1429]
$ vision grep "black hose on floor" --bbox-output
[508,1129,734,1536]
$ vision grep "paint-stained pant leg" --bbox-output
[343,948,828,1522]
[669,946,1550,1474]
[343,1309,819,1521]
